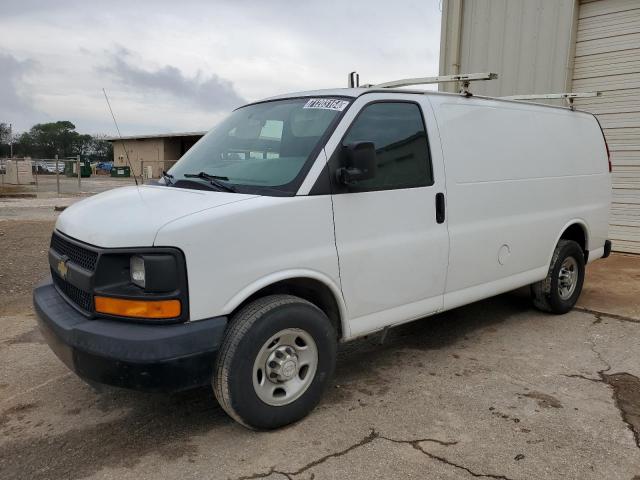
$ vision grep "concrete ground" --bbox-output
[1,194,639,479]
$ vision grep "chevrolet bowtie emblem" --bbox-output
[57,259,68,280]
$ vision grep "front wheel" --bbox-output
[213,294,337,429]
[531,239,585,314]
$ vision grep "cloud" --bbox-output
[0,1,442,134]
[0,52,37,126]
[101,48,246,112]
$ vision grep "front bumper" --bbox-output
[34,280,227,392]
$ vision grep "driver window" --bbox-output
[341,102,433,191]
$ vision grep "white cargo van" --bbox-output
[34,86,611,429]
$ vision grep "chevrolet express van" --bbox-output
[34,88,612,429]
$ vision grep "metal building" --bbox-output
[440,0,640,254]
[107,131,204,179]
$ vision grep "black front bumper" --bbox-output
[33,280,228,392]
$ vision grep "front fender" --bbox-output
[221,269,350,339]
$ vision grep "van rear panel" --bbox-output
[428,95,611,305]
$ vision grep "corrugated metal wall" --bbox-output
[439,0,640,254]
[439,0,577,97]
[572,0,640,254]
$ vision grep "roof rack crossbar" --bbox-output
[500,92,601,110]
[349,72,499,97]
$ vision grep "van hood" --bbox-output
[55,185,258,247]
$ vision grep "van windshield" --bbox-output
[168,97,350,195]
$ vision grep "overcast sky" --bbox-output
[0,0,442,135]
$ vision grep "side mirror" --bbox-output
[337,141,377,185]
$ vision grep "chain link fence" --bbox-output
[0,157,137,197]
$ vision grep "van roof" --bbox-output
[262,87,435,100]
[258,88,588,114]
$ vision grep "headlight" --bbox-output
[130,255,146,288]
[128,254,179,292]
[93,250,187,321]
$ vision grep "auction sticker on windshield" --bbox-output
[303,98,350,111]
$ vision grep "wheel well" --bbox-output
[559,223,587,257]
[233,278,343,339]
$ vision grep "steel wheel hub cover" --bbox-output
[252,328,318,406]
[558,256,578,300]
[267,346,298,381]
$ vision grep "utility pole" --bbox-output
[77,154,81,191]
[9,123,13,158]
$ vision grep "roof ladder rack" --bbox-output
[500,92,601,110]
[348,72,499,97]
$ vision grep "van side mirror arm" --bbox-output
[336,166,367,185]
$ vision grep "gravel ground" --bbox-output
[0,220,55,316]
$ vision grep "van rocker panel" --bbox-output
[33,280,227,392]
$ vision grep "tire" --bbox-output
[213,294,337,430]
[531,239,585,314]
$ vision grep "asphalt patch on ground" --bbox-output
[602,372,640,448]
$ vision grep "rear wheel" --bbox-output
[531,239,585,314]
[213,294,337,429]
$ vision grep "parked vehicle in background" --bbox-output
[34,86,612,430]
[32,161,47,174]
[29,160,64,174]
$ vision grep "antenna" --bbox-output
[348,71,360,88]
[102,88,139,186]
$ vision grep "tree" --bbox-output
[0,123,11,157]
[88,136,113,163]
[21,121,79,158]
[0,123,9,142]
[73,134,94,156]
[6,121,112,162]
[77,136,113,162]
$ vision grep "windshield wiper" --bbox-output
[183,172,236,192]
[161,170,174,186]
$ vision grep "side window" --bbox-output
[341,102,433,191]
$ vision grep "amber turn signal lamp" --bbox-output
[94,296,181,319]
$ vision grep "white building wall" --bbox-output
[572,0,640,253]
[439,0,578,100]
[439,0,640,254]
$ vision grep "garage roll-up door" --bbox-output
[572,0,640,254]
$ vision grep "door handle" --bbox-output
[435,192,445,224]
